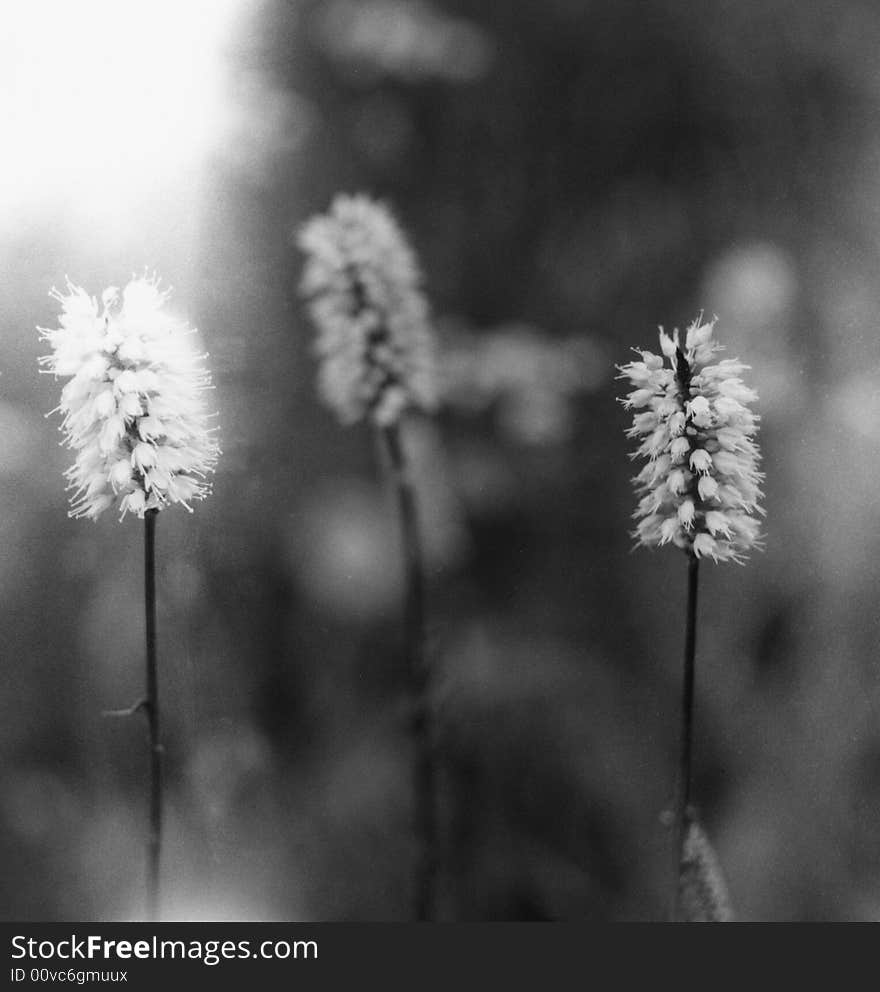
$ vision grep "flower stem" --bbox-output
[380,423,435,922]
[672,552,699,921]
[144,508,162,922]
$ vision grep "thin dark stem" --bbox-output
[381,423,435,922]
[144,508,162,922]
[672,552,699,921]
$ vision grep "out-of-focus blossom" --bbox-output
[442,324,604,444]
[290,446,466,618]
[618,317,763,563]
[678,818,734,921]
[298,194,437,427]
[312,0,494,84]
[290,481,401,619]
[702,244,796,333]
[40,275,219,520]
[701,243,799,413]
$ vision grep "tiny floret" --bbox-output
[618,317,763,563]
[297,193,437,427]
[40,275,219,521]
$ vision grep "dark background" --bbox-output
[2,0,880,921]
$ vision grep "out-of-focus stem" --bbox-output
[381,423,435,922]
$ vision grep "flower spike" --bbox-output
[618,316,763,563]
[40,275,219,521]
[297,193,437,427]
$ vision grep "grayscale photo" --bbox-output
[1,0,877,937]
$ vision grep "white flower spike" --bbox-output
[40,275,219,521]
[297,193,437,427]
[618,316,763,563]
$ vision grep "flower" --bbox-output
[40,275,219,521]
[297,193,436,427]
[618,316,763,563]
[678,817,734,921]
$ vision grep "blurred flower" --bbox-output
[702,243,796,334]
[441,323,604,444]
[701,243,799,414]
[618,317,763,563]
[40,275,219,520]
[678,817,734,922]
[290,481,401,619]
[298,193,437,427]
[312,0,494,84]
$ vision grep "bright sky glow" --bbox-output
[0,0,245,224]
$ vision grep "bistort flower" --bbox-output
[297,193,436,427]
[40,275,219,521]
[678,817,734,922]
[618,316,763,563]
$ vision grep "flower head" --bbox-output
[297,193,436,427]
[678,817,734,921]
[618,317,763,563]
[40,275,219,521]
